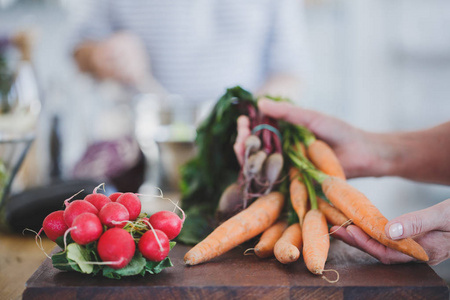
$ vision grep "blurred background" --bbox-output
[0,0,449,284]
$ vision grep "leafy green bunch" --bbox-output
[177,86,256,244]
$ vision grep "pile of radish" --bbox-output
[39,185,184,279]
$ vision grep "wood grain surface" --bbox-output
[22,239,449,300]
[0,231,54,300]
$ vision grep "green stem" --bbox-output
[288,152,309,170]
[287,150,315,171]
[288,150,329,184]
[294,125,316,147]
[304,168,328,184]
[302,172,317,210]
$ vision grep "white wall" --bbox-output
[303,0,450,216]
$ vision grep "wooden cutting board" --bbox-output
[23,240,449,300]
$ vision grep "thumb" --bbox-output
[385,203,446,240]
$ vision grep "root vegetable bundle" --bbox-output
[181,86,429,281]
[178,87,285,244]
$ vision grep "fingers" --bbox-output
[257,98,322,127]
[89,32,150,85]
[329,226,359,248]
[233,115,251,166]
[385,199,450,240]
[331,225,415,264]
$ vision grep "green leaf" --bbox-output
[169,241,176,250]
[145,256,173,275]
[51,250,75,272]
[55,233,74,249]
[66,243,94,274]
[176,205,213,245]
[178,86,257,244]
[102,252,147,279]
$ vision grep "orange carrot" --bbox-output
[288,166,300,181]
[320,176,429,262]
[273,223,302,264]
[302,209,330,275]
[317,197,351,227]
[289,167,308,226]
[184,192,285,265]
[307,140,346,180]
[253,220,288,258]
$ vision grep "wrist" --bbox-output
[367,131,422,179]
[361,132,400,178]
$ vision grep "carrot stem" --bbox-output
[302,173,317,210]
[288,151,309,170]
[295,126,316,147]
[304,168,328,184]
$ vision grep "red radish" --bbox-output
[84,193,111,211]
[116,193,141,220]
[97,228,136,269]
[64,200,98,227]
[98,202,130,228]
[70,212,103,245]
[138,229,170,262]
[109,192,123,202]
[42,210,68,242]
[149,211,183,240]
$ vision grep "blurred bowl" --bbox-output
[156,139,197,191]
[0,132,34,229]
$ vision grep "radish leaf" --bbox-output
[67,243,94,274]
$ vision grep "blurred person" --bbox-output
[71,0,310,105]
[234,99,450,266]
[69,0,310,192]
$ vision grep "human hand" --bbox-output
[331,199,450,265]
[234,98,384,178]
[79,32,151,86]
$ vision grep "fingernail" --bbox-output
[389,223,403,239]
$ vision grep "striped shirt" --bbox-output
[73,0,309,104]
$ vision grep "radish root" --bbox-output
[63,227,76,251]
[63,189,84,208]
[93,183,106,194]
[53,257,126,268]
[23,228,51,259]
[137,188,186,223]
[141,219,164,251]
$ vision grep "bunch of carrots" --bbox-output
[183,100,429,281]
